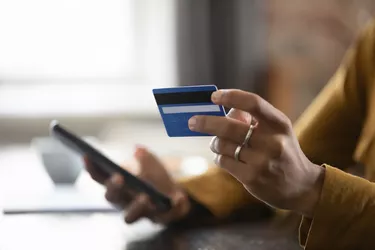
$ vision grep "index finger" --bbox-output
[212,89,287,128]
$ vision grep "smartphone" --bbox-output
[49,120,172,212]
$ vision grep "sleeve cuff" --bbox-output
[299,164,375,249]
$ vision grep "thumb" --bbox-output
[134,145,164,171]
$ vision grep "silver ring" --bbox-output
[242,118,256,147]
[234,145,243,162]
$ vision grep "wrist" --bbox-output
[299,164,326,218]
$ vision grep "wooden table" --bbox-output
[0,212,301,250]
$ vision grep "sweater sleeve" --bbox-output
[178,167,261,218]
[293,20,374,169]
[298,21,375,249]
[299,165,375,249]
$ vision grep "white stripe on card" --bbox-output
[162,105,221,114]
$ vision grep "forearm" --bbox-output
[293,22,375,169]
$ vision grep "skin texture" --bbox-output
[188,89,325,218]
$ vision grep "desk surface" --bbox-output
[0,213,301,250]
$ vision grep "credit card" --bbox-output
[153,85,226,137]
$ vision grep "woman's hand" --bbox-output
[188,89,325,218]
[85,146,191,224]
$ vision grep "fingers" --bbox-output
[87,146,183,225]
[124,190,190,225]
[226,108,252,124]
[211,137,268,164]
[210,136,274,161]
[151,190,189,224]
[104,174,133,207]
[189,115,261,146]
[213,154,248,178]
[212,89,289,129]
[213,153,265,183]
[124,194,153,224]
[210,137,251,163]
[135,146,164,173]
[84,156,109,184]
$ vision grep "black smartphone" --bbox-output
[49,120,172,212]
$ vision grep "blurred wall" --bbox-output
[176,0,268,94]
[176,0,375,121]
[3,0,375,144]
[267,0,375,120]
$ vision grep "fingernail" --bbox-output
[188,117,197,130]
[211,90,225,102]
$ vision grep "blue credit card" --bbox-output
[153,85,226,137]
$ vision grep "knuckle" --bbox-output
[222,90,234,103]
[267,160,283,176]
[198,116,207,130]
[259,158,273,177]
[272,136,288,158]
[139,195,150,206]
[278,113,292,132]
[250,94,263,114]
[220,120,233,137]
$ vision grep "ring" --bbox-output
[242,117,256,148]
[234,145,243,162]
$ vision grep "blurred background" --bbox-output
[0,0,374,213]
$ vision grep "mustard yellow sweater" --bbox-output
[179,20,375,249]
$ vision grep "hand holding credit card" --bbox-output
[153,85,226,137]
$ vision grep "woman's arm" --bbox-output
[178,21,374,219]
[178,22,372,219]
[297,21,375,249]
[294,20,374,169]
[299,165,375,249]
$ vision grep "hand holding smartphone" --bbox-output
[49,120,172,212]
